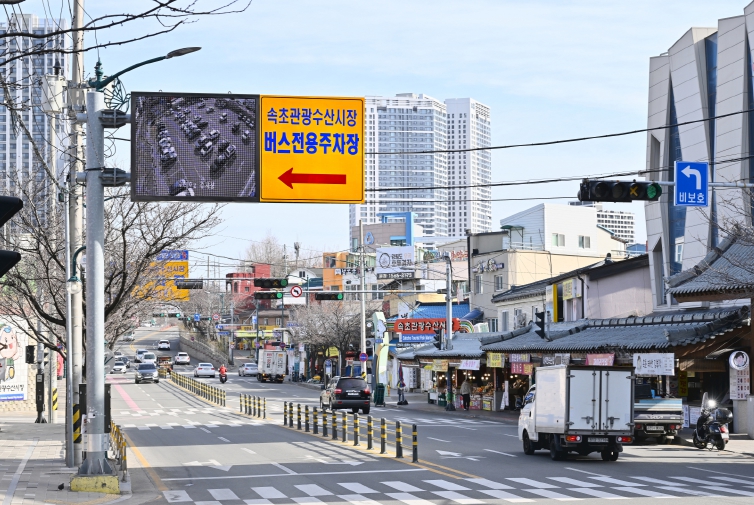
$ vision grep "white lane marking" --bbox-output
[271,462,297,475]
[385,492,435,505]
[700,487,754,497]
[565,467,607,477]
[244,500,272,505]
[548,478,601,488]
[478,490,534,502]
[568,488,627,500]
[137,426,150,431]
[161,468,428,481]
[589,477,645,487]
[209,488,239,500]
[338,483,378,494]
[252,487,286,499]
[523,489,582,501]
[424,480,470,491]
[668,477,718,485]
[657,487,722,496]
[160,425,174,430]
[338,494,382,505]
[431,490,485,504]
[709,476,754,485]
[613,487,676,498]
[382,481,424,492]
[426,437,450,443]
[218,436,230,442]
[632,477,686,486]
[506,478,558,489]
[162,490,191,503]
[503,434,518,437]
[241,448,256,455]
[200,427,211,433]
[484,449,517,457]
[292,499,323,505]
[182,425,195,429]
[464,479,514,490]
[295,484,331,497]
[687,466,754,480]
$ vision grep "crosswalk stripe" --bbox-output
[632,477,686,486]
[182,425,195,429]
[548,477,601,488]
[424,480,471,491]
[669,477,720,485]
[339,483,379,494]
[464,478,514,490]
[523,489,582,501]
[382,481,424,492]
[710,476,754,485]
[656,486,722,496]
[292,498,324,505]
[478,490,534,502]
[385,492,435,505]
[568,488,628,499]
[431,490,485,504]
[590,477,645,487]
[137,426,150,430]
[338,494,383,505]
[295,484,332,496]
[701,486,754,497]
[613,487,676,498]
[507,478,558,489]
[252,487,287,499]
[160,425,173,429]
[208,488,239,500]
[243,500,272,505]
[162,490,191,503]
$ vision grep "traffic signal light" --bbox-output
[578,180,662,203]
[254,291,283,300]
[174,279,203,289]
[25,345,35,364]
[0,196,23,278]
[253,278,288,288]
[315,292,344,301]
[534,311,546,339]
[433,332,442,350]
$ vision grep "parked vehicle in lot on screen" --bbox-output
[194,363,216,378]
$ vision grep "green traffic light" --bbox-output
[336,293,343,300]
[275,292,283,299]
[647,183,662,200]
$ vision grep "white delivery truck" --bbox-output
[258,350,287,383]
[518,365,634,461]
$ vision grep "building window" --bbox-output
[494,275,504,291]
[244,286,250,293]
[501,311,509,332]
[325,256,337,268]
[263,318,269,325]
[675,242,684,264]
[551,233,565,247]
[474,274,483,294]
[578,235,591,249]
[486,318,498,332]
[275,318,282,326]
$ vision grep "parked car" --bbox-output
[199,142,213,157]
[219,112,228,122]
[174,352,190,365]
[135,349,148,363]
[208,129,220,142]
[197,119,209,129]
[231,122,241,134]
[194,363,216,378]
[320,376,371,414]
[242,130,251,143]
[238,363,258,377]
[157,340,171,350]
[135,363,159,384]
[206,107,215,113]
[142,352,157,365]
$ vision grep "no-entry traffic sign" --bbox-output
[212,313,220,321]
[359,352,368,362]
[290,285,303,298]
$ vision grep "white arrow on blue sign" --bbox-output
[675,161,708,207]
[194,313,201,322]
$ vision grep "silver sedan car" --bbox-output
[238,363,258,377]
[193,363,216,378]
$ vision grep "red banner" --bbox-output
[586,353,615,366]
[511,362,534,375]
[394,318,461,334]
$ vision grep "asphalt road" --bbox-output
[109,328,754,504]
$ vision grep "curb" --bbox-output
[676,434,754,458]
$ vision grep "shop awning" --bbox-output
[461,308,484,324]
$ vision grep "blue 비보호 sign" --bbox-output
[194,313,201,322]
[675,161,708,207]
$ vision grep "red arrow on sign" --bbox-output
[278,168,347,189]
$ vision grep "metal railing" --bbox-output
[284,402,418,462]
[109,421,128,481]
[171,372,226,406]
[239,393,266,419]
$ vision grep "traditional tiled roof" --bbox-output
[480,307,749,352]
[667,235,754,298]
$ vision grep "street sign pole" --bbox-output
[359,220,367,376]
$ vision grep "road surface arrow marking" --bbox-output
[278,168,347,189]
[183,459,223,467]
[436,450,462,457]
[681,166,702,190]
[210,465,233,471]
[436,449,485,461]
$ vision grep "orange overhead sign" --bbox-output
[259,96,365,203]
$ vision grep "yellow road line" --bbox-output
[121,431,168,492]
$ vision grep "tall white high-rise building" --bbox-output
[445,98,492,235]
[0,15,69,208]
[352,93,448,237]
[569,202,636,244]
[351,93,492,238]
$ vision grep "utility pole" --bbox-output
[68,0,85,467]
[444,254,453,351]
[359,220,366,371]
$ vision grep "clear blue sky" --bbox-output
[38,0,749,270]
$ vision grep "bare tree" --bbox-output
[242,231,323,277]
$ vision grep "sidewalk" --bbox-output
[676,427,754,457]
[0,411,155,504]
[381,391,519,424]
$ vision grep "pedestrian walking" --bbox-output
[460,378,472,410]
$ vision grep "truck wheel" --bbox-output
[549,437,565,461]
[601,449,619,461]
[523,432,535,455]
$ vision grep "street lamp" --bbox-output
[88,47,201,91]
[66,275,82,295]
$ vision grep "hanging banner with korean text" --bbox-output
[394,318,460,334]
[487,352,504,368]
[509,353,530,363]
[459,359,480,370]
[511,362,534,375]
[432,359,448,372]
[586,353,615,366]
[633,353,675,376]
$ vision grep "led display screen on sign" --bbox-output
[131,92,260,202]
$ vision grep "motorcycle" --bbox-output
[693,393,732,451]
[219,372,227,384]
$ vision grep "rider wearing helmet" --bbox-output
[219,364,227,375]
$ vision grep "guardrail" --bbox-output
[109,421,129,481]
[171,372,226,406]
[239,393,266,419]
[283,401,418,462]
